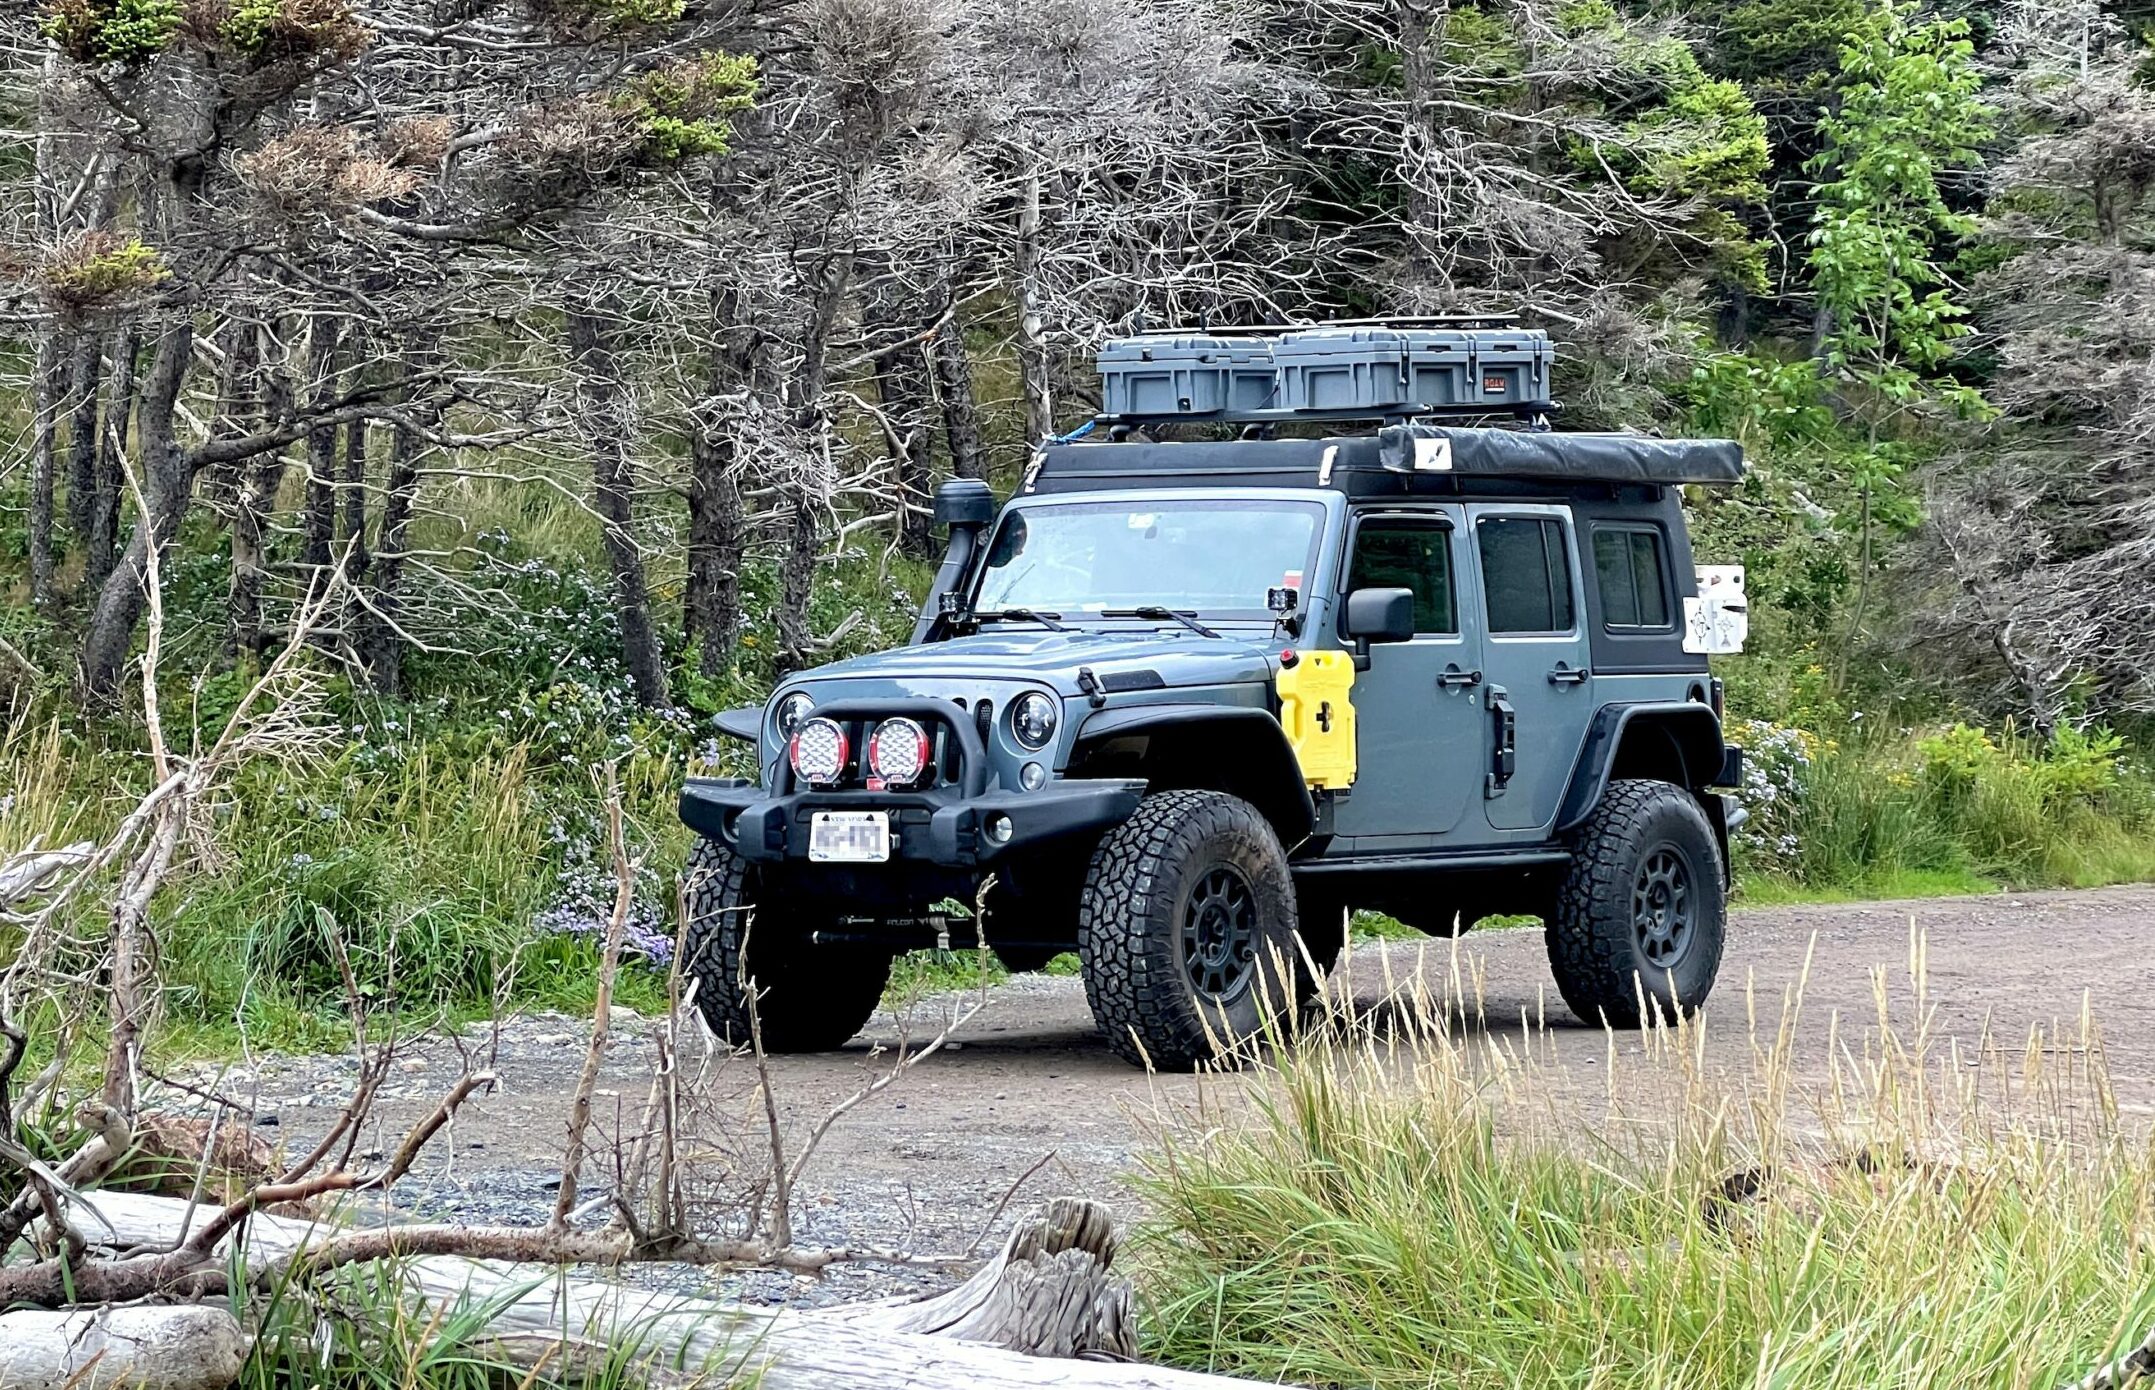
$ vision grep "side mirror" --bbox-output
[1344,587,1415,669]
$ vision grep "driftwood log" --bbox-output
[15,1191,1265,1390]
[0,1306,250,1390]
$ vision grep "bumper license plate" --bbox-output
[809,811,890,863]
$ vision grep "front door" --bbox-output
[1469,504,1593,832]
[1330,507,1485,849]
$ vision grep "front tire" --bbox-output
[680,838,893,1052]
[1546,779,1726,1027]
[1077,790,1307,1069]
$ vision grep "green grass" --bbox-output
[1735,865,1998,905]
[242,1260,685,1390]
[1734,721,2155,900]
[1134,969,2155,1390]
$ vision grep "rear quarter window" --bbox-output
[1592,525,1673,631]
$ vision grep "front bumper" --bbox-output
[678,776,1146,868]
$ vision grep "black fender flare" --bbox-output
[1556,702,1727,836]
[1071,703,1316,844]
[713,705,761,742]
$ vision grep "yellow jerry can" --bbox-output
[1274,649,1357,789]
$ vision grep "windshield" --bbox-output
[973,498,1325,619]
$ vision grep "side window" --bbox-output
[1592,526,1673,630]
[1347,520,1457,634]
[1477,517,1575,634]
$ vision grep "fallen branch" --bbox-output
[48,1191,1268,1389]
[0,632,39,682]
[0,1305,249,1390]
[0,842,94,909]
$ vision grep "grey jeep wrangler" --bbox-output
[678,318,1748,1069]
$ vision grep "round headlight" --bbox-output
[789,717,849,787]
[774,691,814,738]
[1011,692,1058,750]
[868,717,932,786]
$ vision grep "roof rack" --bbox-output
[1027,424,1745,496]
[1152,313,1525,337]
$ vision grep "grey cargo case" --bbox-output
[1094,322,1556,421]
[1097,334,1276,416]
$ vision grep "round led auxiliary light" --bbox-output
[868,717,933,786]
[789,717,849,787]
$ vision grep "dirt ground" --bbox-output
[212,884,2155,1300]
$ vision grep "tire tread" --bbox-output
[1546,778,1725,1028]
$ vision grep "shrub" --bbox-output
[1728,717,1813,867]
[1733,717,2155,896]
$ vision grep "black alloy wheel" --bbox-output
[1182,866,1259,1000]
[1631,845,1695,969]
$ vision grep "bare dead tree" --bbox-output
[1903,0,2155,719]
[566,286,673,708]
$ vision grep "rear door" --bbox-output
[1468,504,1593,832]
[1329,506,1485,848]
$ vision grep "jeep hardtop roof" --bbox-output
[1026,424,1744,500]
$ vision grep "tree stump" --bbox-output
[831,1196,1135,1358]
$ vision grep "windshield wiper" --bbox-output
[969,607,1071,632]
[1101,607,1221,639]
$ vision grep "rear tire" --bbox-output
[680,837,893,1052]
[1077,790,1307,1070]
[1546,779,1725,1028]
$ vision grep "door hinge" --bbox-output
[1485,685,1515,797]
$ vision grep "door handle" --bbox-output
[1547,664,1589,686]
[1437,666,1483,689]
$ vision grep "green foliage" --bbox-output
[593,0,683,23]
[205,0,366,61]
[41,0,179,66]
[1631,75,1772,202]
[1709,0,1867,86]
[1807,3,1992,401]
[619,52,759,162]
[1434,6,1521,74]
[41,236,170,308]
[221,0,282,51]
[1616,59,1773,290]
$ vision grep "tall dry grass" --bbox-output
[1136,933,2155,1389]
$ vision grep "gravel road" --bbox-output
[172,884,2155,1304]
